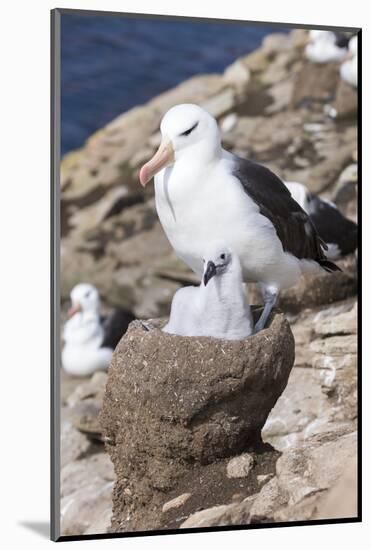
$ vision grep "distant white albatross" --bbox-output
[340,35,358,88]
[139,104,340,332]
[305,30,348,64]
[163,243,253,339]
[285,181,358,260]
[62,283,135,376]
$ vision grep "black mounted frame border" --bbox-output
[51,7,362,542]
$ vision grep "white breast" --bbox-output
[62,313,112,376]
[154,152,285,284]
[163,265,253,340]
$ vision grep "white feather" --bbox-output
[163,245,253,340]
[155,139,319,293]
[62,284,113,376]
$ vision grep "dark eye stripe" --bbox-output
[180,121,199,137]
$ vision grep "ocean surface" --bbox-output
[61,13,288,155]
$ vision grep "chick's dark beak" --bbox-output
[203,261,217,286]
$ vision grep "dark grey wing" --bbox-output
[308,194,358,257]
[101,308,135,350]
[232,156,339,271]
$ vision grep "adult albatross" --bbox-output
[139,104,340,332]
[62,283,135,376]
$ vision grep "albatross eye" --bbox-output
[179,121,199,137]
[220,254,226,260]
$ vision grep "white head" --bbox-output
[308,30,336,44]
[68,283,100,318]
[139,104,221,187]
[202,243,238,286]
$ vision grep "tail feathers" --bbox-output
[317,258,342,273]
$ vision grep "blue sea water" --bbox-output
[61,14,287,155]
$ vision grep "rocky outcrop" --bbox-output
[278,256,357,313]
[179,429,357,528]
[60,453,115,535]
[263,296,357,451]
[60,371,112,535]
[100,312,295,532]
[250,430,357,522]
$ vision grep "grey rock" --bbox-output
[251,431,357,521]
[261,52,295,86]
[265,78,294,115]
[273,454,357,523]
[84,508,113,535]
[276,256,357,313]
[257,473,274,485]
[181,494,258,528]
[313,456,357,519]
[69,399,103,436]
[201,88,236,119]
[262,367,330,451]
[60,420,91,469]
[262,33,293,54]
[334,80,358,119]
[240,49,269,73]
[310,334,357,357]
[314,303,357,337]
[61,452,115,498]
[250,477,288,519]
[162,493,192,513]
[226,453,254,478]
[60,479,114,536]
[63,370,108,438]
[263,296,357,450]
[67,186,139,237]
[180,504,238,529]
[291,61,340,108]
[305,144,355,193]
[60,369,87,406]
[66,371,107,407]
[223,61,251,90]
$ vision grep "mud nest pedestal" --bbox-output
[100,310,295,532]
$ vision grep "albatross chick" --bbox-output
[163,244,253,339]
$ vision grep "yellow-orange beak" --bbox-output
[68,302,82,318]
[139,136,174,187]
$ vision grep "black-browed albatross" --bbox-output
[62,283,135,376]
[139,104,340,332]
[285,181,358,260]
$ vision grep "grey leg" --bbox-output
[254,284,278,333]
